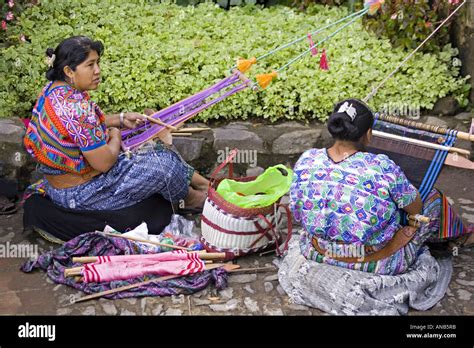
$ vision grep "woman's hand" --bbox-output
[106,127,121,143]
[123,112,146,129]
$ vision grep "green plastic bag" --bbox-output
[216,164,293,208]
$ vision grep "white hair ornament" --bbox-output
[45,54,56,68]
[338,102,357,122]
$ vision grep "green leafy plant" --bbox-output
[0,0,469,122]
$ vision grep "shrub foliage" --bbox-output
[0,0,469,121]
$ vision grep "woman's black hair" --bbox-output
[45,36,104,81]
[327,98,374,142]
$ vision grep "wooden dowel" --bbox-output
[174,128,211,132]
[143,114,178,131]
[71,252,224,264]
[171,133,193,136]
[196,252,226,260]
[378,114,474,142]
[74,274,181,302]
[64,268,82,277]
[233,69,258,91]
[73,263,239,303]
[407,214,430,224]
[228,266,276,274]
[66,266,83,273]
[100,232,189,251]
[72,256,98,264]
[372,130,470,156]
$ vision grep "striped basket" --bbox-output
[200,149,292,260]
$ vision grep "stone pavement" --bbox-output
[0,167,472,316]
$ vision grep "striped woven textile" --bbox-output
[368,119,457,199]
[92,250,193,264]
[438,194,471,239]
[83,250,204,283]
[21,232,228,300]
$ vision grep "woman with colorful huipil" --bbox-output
[24,36,208,218]
[289,99,473,275]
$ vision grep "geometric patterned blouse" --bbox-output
[290,148,418,246]
[24,82,107,175]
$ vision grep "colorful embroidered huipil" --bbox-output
[24,82,107,175]
[290,148,418,246]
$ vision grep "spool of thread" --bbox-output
[160,237,175,252]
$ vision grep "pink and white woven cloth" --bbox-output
[82,250,205,283]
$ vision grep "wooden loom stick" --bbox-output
[228,266,276,274]
[173,127,211,132]
[143,114,178,131]
[100,231,189,251]
[73,263,240,303]
[378,114,474,142]
[407,214,430,224]
[171,133,193,137]
[372,130,471,156]
[71,252,226,264]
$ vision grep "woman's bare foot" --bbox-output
[183,187,207,210]
[190,172,209,192]
[462,233,474,248]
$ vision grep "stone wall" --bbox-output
[1,113,472,190]
[0,118,35,191]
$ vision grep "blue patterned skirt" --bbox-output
[44,142,195,211]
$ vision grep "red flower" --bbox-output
[1,20,6,31]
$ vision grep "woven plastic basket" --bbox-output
[200,149,292,260]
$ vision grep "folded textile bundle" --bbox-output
[82,250,205,283]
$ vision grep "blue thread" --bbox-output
[373,112,380,127]
[422,130,456,200]
[419,130,457,201]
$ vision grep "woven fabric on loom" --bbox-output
[438,194,471,240]
[367,119,468,233]
[368,120,452,191]
[21,232,228,299]
[82,251,205,283]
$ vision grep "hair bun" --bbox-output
[45,48,55,57]
[327,113,349,139]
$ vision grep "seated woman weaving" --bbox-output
[290,98,473,275]
[23,36,208,236]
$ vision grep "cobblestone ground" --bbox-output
[0,167,472,316]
